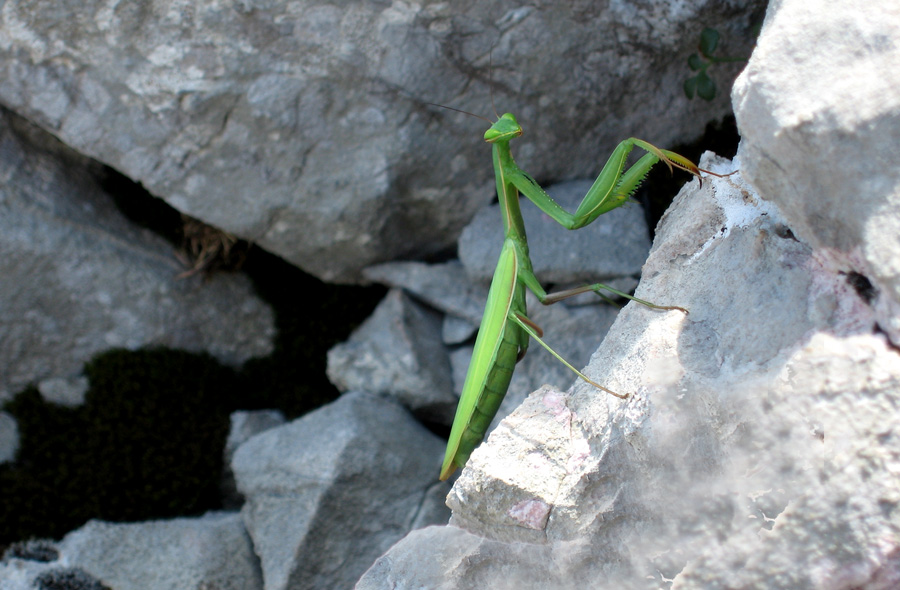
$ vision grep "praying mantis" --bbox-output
[439,111,702,481]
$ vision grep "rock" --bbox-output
[0,539,65,590]
[221,410,287,509]
[0,412,18,465]
[326,290,456,423]
[32,568,111,590]
[671,332,900,588]
[355,526,552,590]
[442,314,477,346]
[356,524,630,590]
[232,391,450,590]
[411,485,453,532]
[3,539,59,563]
[0,1,762,282]
[0,108,275,402]
[732,0,900,342]
[363,261,489,326]
[57,512,262,590]
[0,558,57,590]
[448,155,819,545]
[36,376,89,407]
[0,512,263,590]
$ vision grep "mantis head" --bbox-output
[484,113,523,144]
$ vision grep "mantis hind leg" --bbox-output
[509,312,628,399]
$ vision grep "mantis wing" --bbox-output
[440,240,519,480]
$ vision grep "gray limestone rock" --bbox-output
[363,261,489,326]
[359,149,900,587]
[0,109,275,401]
[55,512,262,590]
[232,391,450,590]
[221,409,287,509]
[0,0,760,282]
[327,289,456,423]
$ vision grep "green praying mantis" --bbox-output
[439,110,704,481]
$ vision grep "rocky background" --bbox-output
[6,0,898,589]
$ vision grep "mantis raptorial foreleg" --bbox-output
[439,111,702,481]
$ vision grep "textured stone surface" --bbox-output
[446,157,817,546]
[0,0,761,282]
[732,0,900,341]
[356,525,571,590]
[327,289,456,423]
[232,391,450,590]
[58,512,263,590]
[363,261,489,326]
[221,410,286,509]
[0,109,275,401]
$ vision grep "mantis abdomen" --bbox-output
[452,321,521,472]
[440,241,526,480]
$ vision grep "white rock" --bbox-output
[733,0,900,342]
[360,147,900,587]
